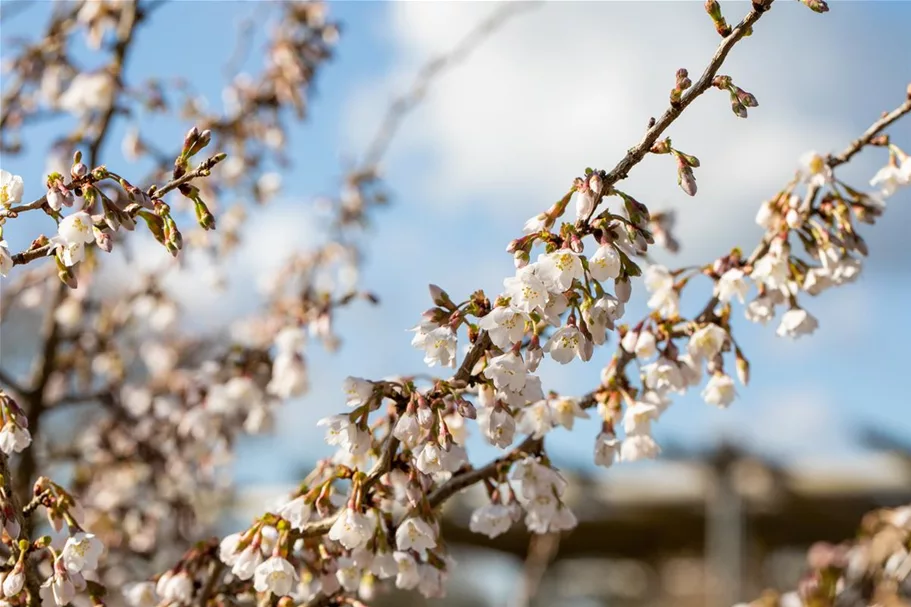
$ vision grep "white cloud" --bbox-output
[344,2,909,266]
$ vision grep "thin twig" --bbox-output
[360,2,540,169]
[829,96,911,167]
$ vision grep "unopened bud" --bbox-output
[188,129,212,156]
[56,261,78,289]
[737,89,758,108]
[194,199,216,231]
[588,171,603,197]
[735,351,750,386]
[71,162,88,179]
[513,249,529,269]
[615,277,632,303]
[93,228,113,253]
[428,284,452,307]
[799,0,829,13]
[712,75,733,89]
[677,160,698,197]
[456,398,477,420]
[731,98,748,119]
[182,126,200,156]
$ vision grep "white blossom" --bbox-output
[870,154,911,197]
[504,265,548,313]
[123,582,157,607]
[550,397,589,431]
[717,268,750,304]
[701,373,737,407]
[417,564,446,598]
[277,496,311,531]
[588,244,621,282]
[687,324,728,362]
[0,170,23,209]
[755,199,776,229]
[58,211,96,248]
[0,240,12,277]
[218,533,242,565]
[415,441,444,475]
[541,292,569,327]
[483,351,527,392]
[480,407,516,449]
[62,532,104,573]
[335,556,361,593]
[328,508,373,550]
[158,571,192,603]
[594,432,620,468]
[575,189,596,221]
[642,357,686,394]
[317,415,370,456]
[394,552,421,590]
[622,401,660,435]
[544,325,585,364]
[583,294,624,345]
[395,517,437,553]
[253,556,298,596]
[523,212,550,233]
[517,400,554,438]
[393,411,422,448]
[59,71,115,116]
[647,286,679,317]
[776,308,819,339]
[3,567,24,597]
[469,503,513,538]
[798,150,833,188]
[478,306,527,350]
[745,294,777,324]
[620,434,661,462]
[537,250,584,292]
[410,324,457,368]
[342,376,374,407]
[550,504,578,531]
[644,265,674,293]
[751,241,791,291]
[370,551,398,580]
[0,423,30,455]
[231,545,263,580]
[621,330,657,360]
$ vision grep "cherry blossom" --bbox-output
[253,556,298,596]
[0,170,23,209]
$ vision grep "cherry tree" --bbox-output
[0,1,909,606]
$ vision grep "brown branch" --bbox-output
[596,2,771,195]
[9,153,225,268]
[0,453,42,605]
[511,532,562,607]
[828,94,911,167]
[197,560,225,607]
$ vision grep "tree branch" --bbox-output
[828,94,911,167]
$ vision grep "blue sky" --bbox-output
[3,1,911,487]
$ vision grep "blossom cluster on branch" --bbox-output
[0,1,910,606]
[741,505,911,607]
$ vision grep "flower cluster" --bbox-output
[739,504,911,607]
[1,1,909,606]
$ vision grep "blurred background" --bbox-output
[2,1,911,605]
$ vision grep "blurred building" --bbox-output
[235,440,911,607]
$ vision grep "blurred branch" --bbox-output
[828,92,911,167]
[359,1,540,169]
[511,533,562,607]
